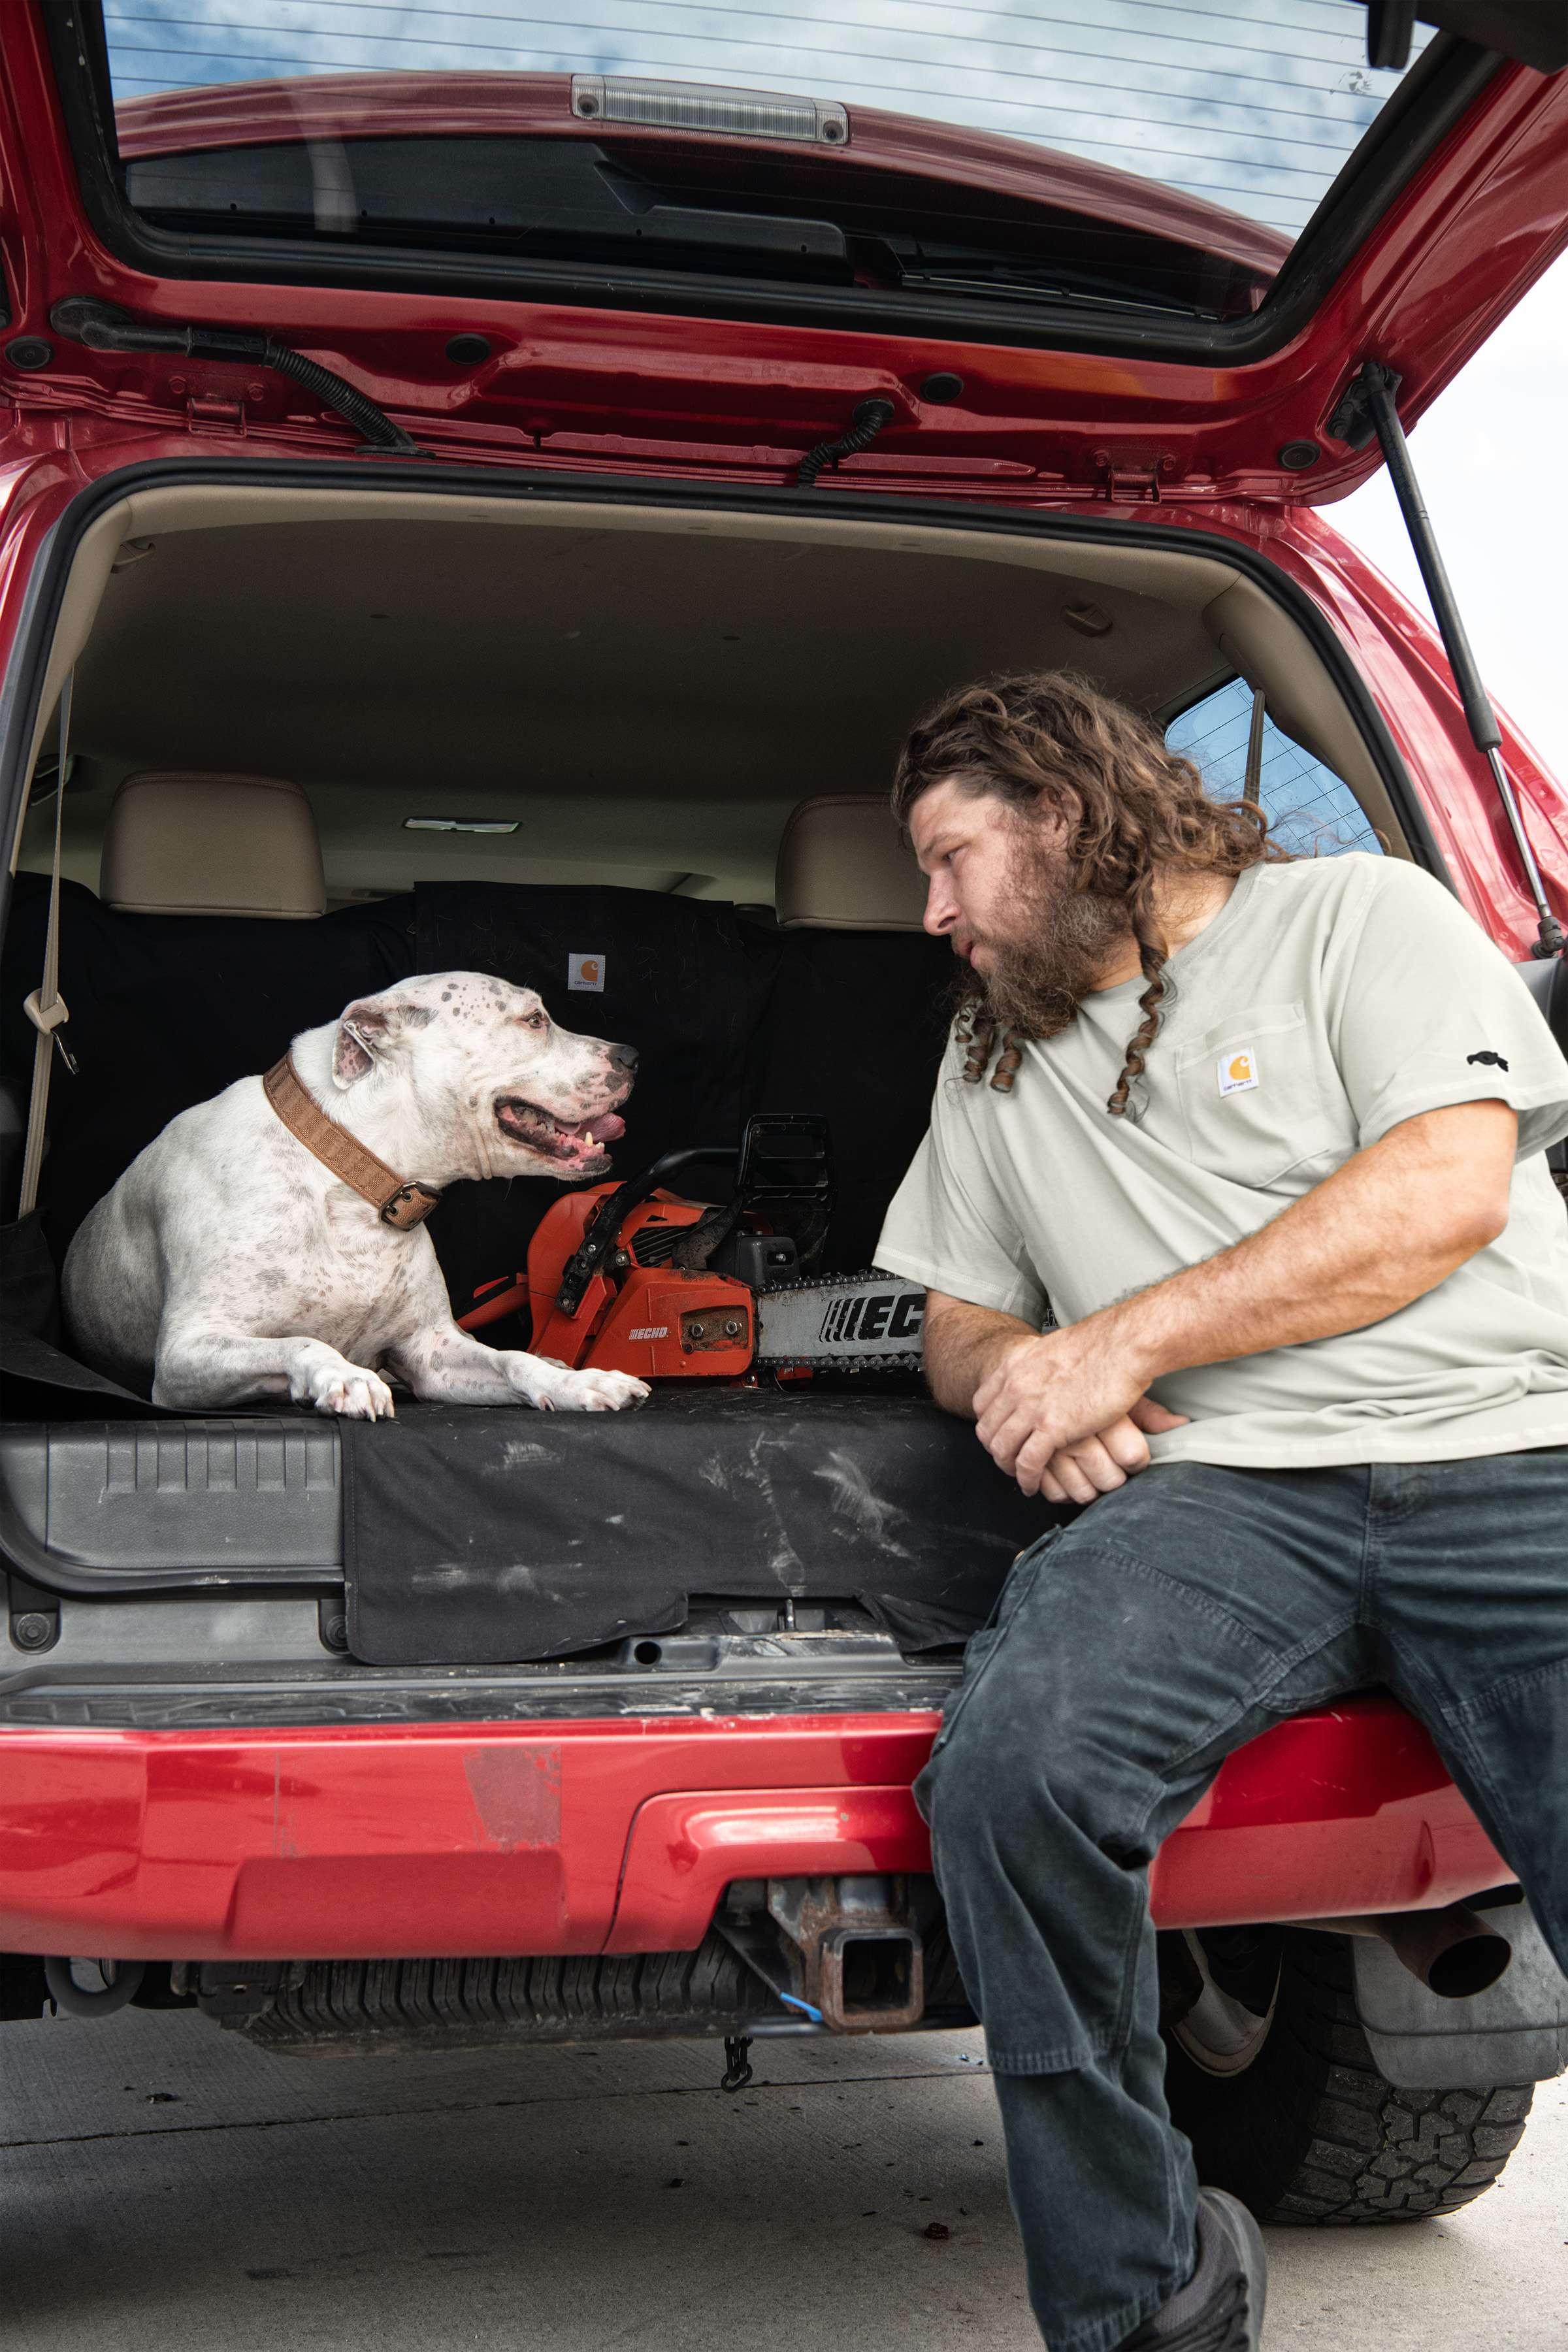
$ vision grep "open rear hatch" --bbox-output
[0,3,1563,498]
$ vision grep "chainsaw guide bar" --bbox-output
[754,1271,925,1371]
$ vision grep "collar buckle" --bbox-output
[380,1183,442,1231]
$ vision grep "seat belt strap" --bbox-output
[18,675,76,1218]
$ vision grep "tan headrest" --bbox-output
[775,796,928,932]
[101,772,326,918]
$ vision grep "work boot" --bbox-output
[1119,2189,1267,2351]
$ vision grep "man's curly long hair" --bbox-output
[892,672,1287,1116]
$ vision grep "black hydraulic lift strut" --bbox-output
[1330,359,1563,959]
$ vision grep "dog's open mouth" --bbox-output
[494,1098,626,1163]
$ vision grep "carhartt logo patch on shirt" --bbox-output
[568,952,606,992]
[1218,1047,1260,1097]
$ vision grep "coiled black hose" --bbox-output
[795,397,896,489]
[49,299,423,455]
[261,339,422,453]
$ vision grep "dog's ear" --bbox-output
[331,1001,392,1088]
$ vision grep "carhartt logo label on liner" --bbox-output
[1218,1047,1259,1097]
[568,952,605,992]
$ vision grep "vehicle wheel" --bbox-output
[1160,1925,1534,2225]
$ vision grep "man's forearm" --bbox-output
[1098,1100,1516,1391]
[923,1294,1038,1418]
[970,1101,1518,1498]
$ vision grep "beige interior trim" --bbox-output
[8,504,129,874]
[56,481,1247,598]
[101,770,328,918]
[8,478,1407,896]
[776,796,928,930]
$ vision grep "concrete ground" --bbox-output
[1,2008,1563,2349]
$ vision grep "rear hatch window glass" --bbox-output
[98,2,1439,327]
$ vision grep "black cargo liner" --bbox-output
[341,1386,1055,1663]
[0,1386,1058,1654]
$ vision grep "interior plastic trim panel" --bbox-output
[0,457,1447,934]
[0,1420,342,1589]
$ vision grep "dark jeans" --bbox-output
[913,1450,1568,2352]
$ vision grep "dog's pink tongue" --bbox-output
[583,1113,625,1144]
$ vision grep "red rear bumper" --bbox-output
[0,1696,1506,1961]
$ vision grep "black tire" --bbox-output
[1161,1926,1535,2225]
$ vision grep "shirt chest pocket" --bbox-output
[1173,1002,1340,1190]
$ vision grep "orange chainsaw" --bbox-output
[459,1113,925,1382]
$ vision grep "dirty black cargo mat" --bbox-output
[342,1386,1058,1665]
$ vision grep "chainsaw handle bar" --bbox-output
[554,1145,738,1318]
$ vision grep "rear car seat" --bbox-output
[100,770,329,919]
[1,772,414,1257]
[3,779,955,1330]
[757,796,954,1271]
[412,803,953,1312]
[412,880,778,1317]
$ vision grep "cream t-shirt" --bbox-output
[875,855,1568,1466]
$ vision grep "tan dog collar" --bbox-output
[263,1054,443,1231]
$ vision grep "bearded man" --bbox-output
[874,672,1568,2352]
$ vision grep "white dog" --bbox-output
[63,972,650,1419]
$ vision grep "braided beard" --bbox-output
[962,836,1132,1041]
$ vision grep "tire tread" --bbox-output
[1273,1936,1532,2225]
[1163,1930,1534,2227]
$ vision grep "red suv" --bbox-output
[2,0,1565,2230]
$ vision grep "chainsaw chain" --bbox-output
[759,1266,896,1296]
[772,1352,925,1374]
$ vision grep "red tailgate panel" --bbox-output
[0,1699,1506,1961]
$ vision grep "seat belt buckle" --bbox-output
[24,988,77,1075]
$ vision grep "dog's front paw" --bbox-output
[303,1359,397,1420]
[561,1367,651,1413]
[515,1360,650,1413]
